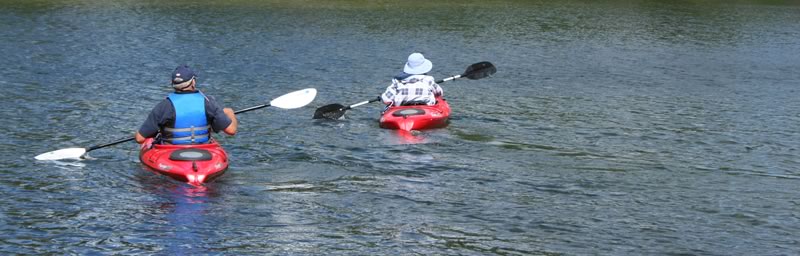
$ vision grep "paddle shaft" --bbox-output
[87,137,135,152]
[86,103,274,152]
[351,73,462,108]
[346,97,381,110]
[314,61,495,119]
[435,74,462,84]
[233,104,269,114]
[324,73,468,116]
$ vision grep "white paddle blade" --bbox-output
[34,148,87,161]
[270,88,317,109]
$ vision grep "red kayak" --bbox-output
[379,97,450,131]
[139,138,229,185]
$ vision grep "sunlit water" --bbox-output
[1,0,799,254]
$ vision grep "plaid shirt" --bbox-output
[381,75,443,106]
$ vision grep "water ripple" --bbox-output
[3,1,800,255]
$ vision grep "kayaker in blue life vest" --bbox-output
[381,53,443,107]
[135,65,238,144]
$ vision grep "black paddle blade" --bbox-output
[464,61,496,80]
[313,104,347,119]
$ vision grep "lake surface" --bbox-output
[1,0,799,254]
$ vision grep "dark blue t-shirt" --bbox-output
[138,91,232,138]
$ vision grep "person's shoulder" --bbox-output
[200,93,225,109]
[394,72,412,81]
[155,97,172,107]
[193,91,216,102]
[203,93,218,102]
[149,97,173,116]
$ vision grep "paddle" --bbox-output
[312,61,496,119]
[34,88,317,161]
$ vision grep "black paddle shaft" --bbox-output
[313,97,381,119]
[313,61,496,120]
[87,137,135,152]
[435,61,496,83]
[86,101,281,152]
[234,103,270,115]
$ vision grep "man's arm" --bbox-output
[135,131,147,144]
[135,101,168,144]
[381,81,399,105]
[222,107,237,135]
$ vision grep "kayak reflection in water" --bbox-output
[135,65,238,145]
[380,52,443,108]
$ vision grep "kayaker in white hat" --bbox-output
[381,53,443,107]
[135,65,238,144]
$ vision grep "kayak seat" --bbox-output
[401,100,430,106]
[392,108,426,117]
[169,148,213,161]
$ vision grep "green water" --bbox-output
[1,0,799,254]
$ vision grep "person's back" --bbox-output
[135,65,237,144]
[381,53,443,107]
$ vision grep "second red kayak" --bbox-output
[379,97,451,131]
[139,138,229,185]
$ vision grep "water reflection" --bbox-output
[48,159,88,169]
[140,179,218,255]
[391,130,428,145]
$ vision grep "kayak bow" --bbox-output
[139,138,228,185]
[379,97,450,131]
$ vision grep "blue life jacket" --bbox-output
[164,92,210,144]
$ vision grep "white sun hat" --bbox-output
[403,53,433,75]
